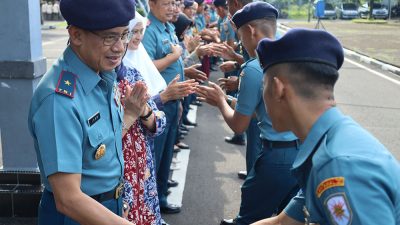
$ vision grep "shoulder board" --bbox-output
[55,70,77,98]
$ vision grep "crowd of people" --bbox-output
[41,1,62,21]
[28,0,400,225]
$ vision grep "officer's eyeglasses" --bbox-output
[89,31,133,46]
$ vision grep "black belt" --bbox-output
[91,182,123,202]
[262,139,298,149]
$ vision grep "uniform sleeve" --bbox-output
[142,28,157,60]
[283,190,306,223]
[235,66,262,116]
[313,155,398,225]
[31,94,83,177]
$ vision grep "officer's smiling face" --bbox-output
[150,0,175,23]
[70,26,129,73]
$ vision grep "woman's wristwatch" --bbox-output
[140,105,153,121]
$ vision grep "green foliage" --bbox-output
[281,4,310,19]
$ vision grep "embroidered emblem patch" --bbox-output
[55,71,77,98]
[325,193,352,225]
[316,177,344,198]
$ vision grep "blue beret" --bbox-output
[213,0,227,7]
[60,0,135,30]
[232,2,278,29]
[256,28,344,72]
[184,0,195,8]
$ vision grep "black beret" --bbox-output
[232,2,278,29]
[184,0,195,8]
[173,13,194,41]
[256,28,344,73]
[195,0,205,4]
[60,0,135,30]
[213,0,227,7]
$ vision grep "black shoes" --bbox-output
[183,118,197,127]
[176,141,190,149]
[224,135,245,146]
[160,204,181,214]
[220,218,237,225]
[237,170,247,180]
[167,179,179,188]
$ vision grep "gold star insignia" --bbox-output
[64,80,71,86]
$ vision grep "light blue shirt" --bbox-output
[142,12,185,84]
[195,13,206,32]
[285,107,400,225]
[218,15,236,42]
[235,58,297,141]
[28,46,124,196]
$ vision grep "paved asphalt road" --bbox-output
[1,23,399,225]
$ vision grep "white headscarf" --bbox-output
[123,12,167,96]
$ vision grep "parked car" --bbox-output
[358,2,389,19]
[336,3,359,19]
[313,2,337,19]
[392,4,400,18]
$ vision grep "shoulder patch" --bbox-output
[316,177,344,198]
[324,193,352,225]
[55,71,77,98]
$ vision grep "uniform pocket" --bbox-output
[87,119,109,148]
[161,39,172,55]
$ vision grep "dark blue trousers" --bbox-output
[245,118,262,173]
[236,142,299,225]
[154,101,179,207]
[38,190,122,225]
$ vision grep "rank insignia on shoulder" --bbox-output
[55,71,77,98]
[316,177,345,198]
[324,193,352,225]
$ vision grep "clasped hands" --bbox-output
[123,81,151,121]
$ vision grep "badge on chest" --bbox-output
[95,144,106,160]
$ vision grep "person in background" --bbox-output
[142,0,186,214]
[197,3,300,225]
[118,12,167,225]
[53,1,60,21]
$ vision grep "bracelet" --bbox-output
[140,107,153,121]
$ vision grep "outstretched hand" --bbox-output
[184,64,208,82]
[218,76,239,92]
[196,81,226,107]
[162,75,198,102]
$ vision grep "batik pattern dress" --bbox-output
[120,67,166,225]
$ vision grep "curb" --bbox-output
[277,23,400,76]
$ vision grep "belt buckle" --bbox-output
[114,182,123,199]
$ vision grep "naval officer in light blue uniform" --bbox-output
[197,3,300,225]
[254,28,400,225]
[28,0,140,224]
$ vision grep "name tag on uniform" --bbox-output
[162,39,169,45]
[88,112,100,127]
